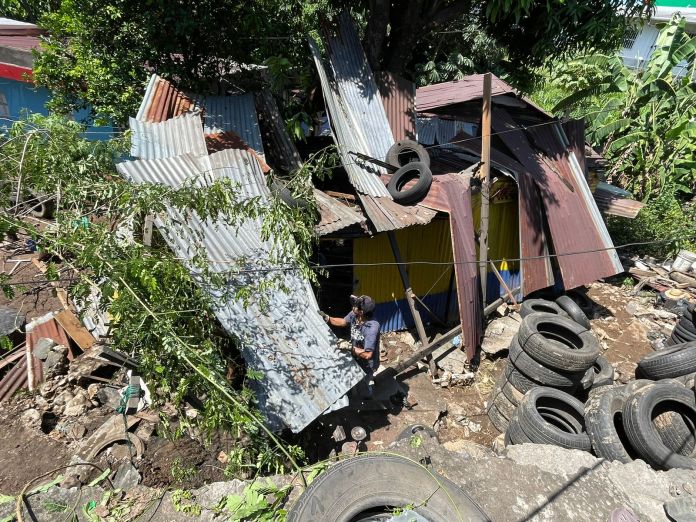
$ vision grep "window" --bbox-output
[0,91,8,118]
[622,26,639,49]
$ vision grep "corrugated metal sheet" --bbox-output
[192,94,265,156]
[373,291,456,333]
[129,113,208,160]
[255,89,303,174]
[375,71,416,142]
[359,193,437,232]
[416,116,478,149]
[593,189,645,219]
[309,30,392,198]
[314,189,366,235]
[494,109,622,290]
[136,74,198,123]
[0,356,27,402]
[205,131,271,172]
[416,74,550,117]
[117,150,364,432]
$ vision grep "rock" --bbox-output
[94,387,122,409]
[113,463,141,490]
[60,475,81,489]
[21,408,42,426]
[33,337,56,360]
[33,395,50,411]
[505,444,601,477]
[481,314,521,355]
[492,433,506,455]
[87,383,101,400]
[109,444,132,461]
[68,423,88,440]
[63,390,92,416]
[432,343,468,374]
[614,361,638,384]
[44,344,69,377]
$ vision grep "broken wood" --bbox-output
[483,286,521,316]
[389,324,463,375]
[489,260,518,306]
[142,214,154,246]
[55,309,96,350]
[324,190,357,202]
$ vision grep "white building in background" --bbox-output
[619,1,696,77]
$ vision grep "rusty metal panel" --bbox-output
[27,315,72,360]
[129,113,208,160]
[359,194,437,233]
[314,189,366,235]
[136,74,197,123]
[117,151,364,432]
[594,189,645,219]
[494,109,621,290]
[0,356,26,402]
[562,119,586,175]
[416,75,514,112]
[309,30,392,198]
[375,71,416,141]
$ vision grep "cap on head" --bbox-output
[351,294,375,314]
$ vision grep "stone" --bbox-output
[87,383,101,400]
[432,343,468,374]
[481,314,522,355]
[33,395,50,411]
[33,337,56,360]
[492,433,507,455]
[21,408,42,426]
[63,390,92,416]
[60,475,81,489]
[113,463,141,490]
[109,444,132,461]
[68,423,88,439]
[94,387,122,409]
[44,344,69,377]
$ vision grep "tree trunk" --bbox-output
[364,0,391,72]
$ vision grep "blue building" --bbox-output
[0,17,113,137]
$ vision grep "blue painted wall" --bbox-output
[0,78,114,139]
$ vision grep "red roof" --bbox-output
[416,74,515,112]
[0,34,40,51]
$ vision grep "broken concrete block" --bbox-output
[113,462,140,490]
[64,390,92,416]
[481,314,521,355]
[94,387,122,410]
[44,344,69,377]
[432,344,468,374]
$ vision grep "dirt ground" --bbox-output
[0,230,683,496]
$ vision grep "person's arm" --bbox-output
[319,311,349,328]
[352,346,373,360]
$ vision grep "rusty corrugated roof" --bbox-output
[314,189,367,235]
[136,74,198,123]
[416,74,514,112]
[375,71,416,142]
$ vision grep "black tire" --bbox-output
[286,455,490,522]
[488,403,509,433]
[519,299,567,319]
[501,379,525,407]
[516,387,592,451]
[674,322,696,342]
[678,315,696,336]
[387,162,433,204]
[509,336,584,389]
[623,379,652,396]
[566,289,595,316]
[386,139,430,169]
[518,313,600,372]
[396,424,438,442]
[505,364,538,394]
[507,411,533,445]
[489,388,516,420]
[636,341,696,380]
[671,330,691,345]
[623,382,696,470]
[556,295,591,329]
[653,410,696,456]
[584,386,634,463]
[589,355,615,388]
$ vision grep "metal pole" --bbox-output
[479,72,492,304]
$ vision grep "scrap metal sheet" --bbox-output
[493,109,622,290]
[309,32,391,198]
[117,151,363,432]
[129,113,208,160]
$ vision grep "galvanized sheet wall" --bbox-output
[375,71,416,142]
[129,113,208,160]
[117,150,364,432]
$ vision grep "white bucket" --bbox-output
[673,249,696,272]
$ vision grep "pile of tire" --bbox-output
[666,303,696,345]
[487,296,611,435]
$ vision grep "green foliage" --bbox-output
[548,15,696,199]
[171,458,198,485]
[171,489,202,517]
[219,480,290,522]
[0,113,314,477]
[607,186,696,258]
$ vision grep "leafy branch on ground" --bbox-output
[0,113,325,478]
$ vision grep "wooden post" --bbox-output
[479,72,492,304]
[143,214,154,247]
[489,260,518,306]
[386,231,436,376]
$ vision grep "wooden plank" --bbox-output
[479,72,492,304]
[55,309,95,350]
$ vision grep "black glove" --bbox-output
[319,311,330,323]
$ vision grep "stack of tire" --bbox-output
[584,343,696,470]
[487,296,611,437]
[666,303,696,345]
